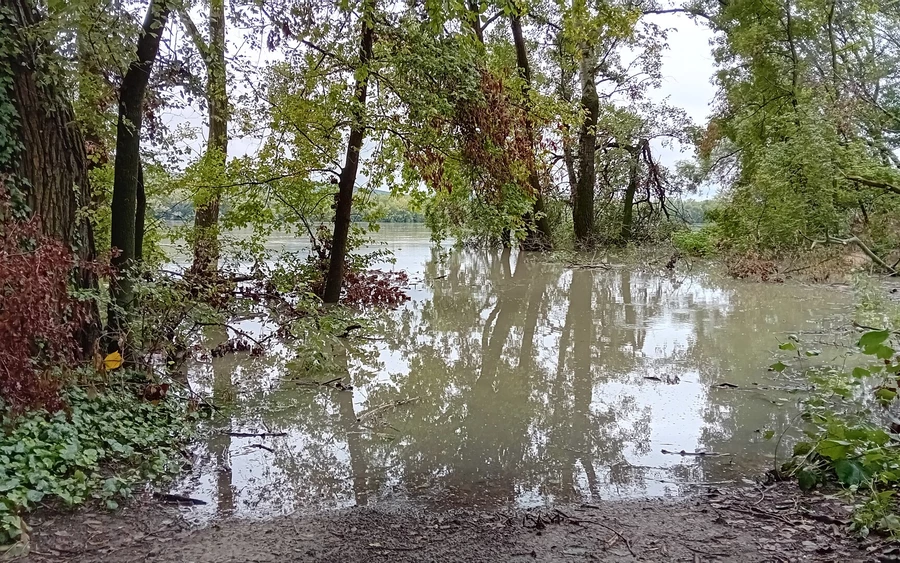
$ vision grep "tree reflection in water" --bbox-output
[171,246,851,518]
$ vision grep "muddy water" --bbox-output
[171,225,853,520]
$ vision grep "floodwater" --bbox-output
[170,224,854,519]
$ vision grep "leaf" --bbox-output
[817,439,851,460]
[793,442,813,456]
[779,341,797,351]
[852,367,871,378]
[24,489,44,503]
[876,387,897,406]
[763,429,775,440]
[834,460,870,486]
[0,478,20,492]
[805,349,821,357]
[797,469,818,491]
[769,361,787,373]
[103,352,123,370]
[859,330,891,348]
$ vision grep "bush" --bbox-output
[0,199,95,411]
[672,225,719,257]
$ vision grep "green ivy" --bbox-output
[0,380,195,546]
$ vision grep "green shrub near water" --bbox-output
[0,380,195,547]
[672,224,720,256]
[775,329,900,537]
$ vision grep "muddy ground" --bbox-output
[16,482,900,562]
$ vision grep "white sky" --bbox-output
[160,12,719,196]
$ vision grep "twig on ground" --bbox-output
[553,509,636,558]
[224,431,287,438]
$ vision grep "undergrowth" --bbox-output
[0,377,195,549]
[776,326,900,537]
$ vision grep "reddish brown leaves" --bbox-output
[0,192,94,410]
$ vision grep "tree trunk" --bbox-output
[510,14,552,251]
[135,161,146,261]
[573,45,598,247]
[188,0,228,278]
[109,0,169,332]
[620,145,641,242]
[322,0,375,304]
[2,0,100,353]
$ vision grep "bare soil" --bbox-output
[16,482,900,562]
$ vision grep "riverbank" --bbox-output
[20,481,891,562]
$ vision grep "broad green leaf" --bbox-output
[859,330,891,348]
[852,367,870,378]
[769,361,787,373]
[817,439,851,460]
[779,341,797,351]
[762,429,775,440]
[0,478,20,492]
[833,459,870,486]
[793,442,813,456]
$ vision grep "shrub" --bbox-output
[672,225,719,257]
[0,198,94,411]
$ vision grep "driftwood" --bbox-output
[225,431,287,438]
[800,231,897,275]
[356,397,419,422]
[153,492,207,505]
[661,449,732,457]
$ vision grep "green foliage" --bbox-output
[0,381,195,545]
[671,225,720,257]
[778,329,900,536]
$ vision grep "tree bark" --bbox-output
[574,45,599,246]
[185,0,228,278]
[322,0,375,303]
[2,0,100,353]
[135,161,146,261]
[510,14,552,251]
[109,0,169,331]
[620,142,644,242]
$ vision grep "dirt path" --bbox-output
[19,484,896,562]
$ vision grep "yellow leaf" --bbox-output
[104,352,123,370]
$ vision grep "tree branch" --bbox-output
[845,175,900,196]
[178,9,209,60]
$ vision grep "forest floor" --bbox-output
[17,481,900,562]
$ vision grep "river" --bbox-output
[167,224,854,520]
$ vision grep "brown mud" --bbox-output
[19,482,900,562]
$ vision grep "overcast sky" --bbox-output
[160,12,719,196]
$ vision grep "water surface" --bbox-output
[171,225,853,519]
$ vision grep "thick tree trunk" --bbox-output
[510,14,552,251]
[2,0,100,353]
[620,145,641,242]
[188,0,228,277]
[573,45,599,247]
[109,0,169,332]
[322,0,375,304]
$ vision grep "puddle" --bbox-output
[168,226,854,520]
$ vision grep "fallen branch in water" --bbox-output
[249,443,275,453]
[225,431,287,438]
[356,397,419,422]
[661,449,732,457]
[799,231,897,275]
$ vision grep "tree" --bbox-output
[1,0,100,351]
[109,0,170,331]
[322,0,375,303]
[509,10,553,250]
[179,0,228,278]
